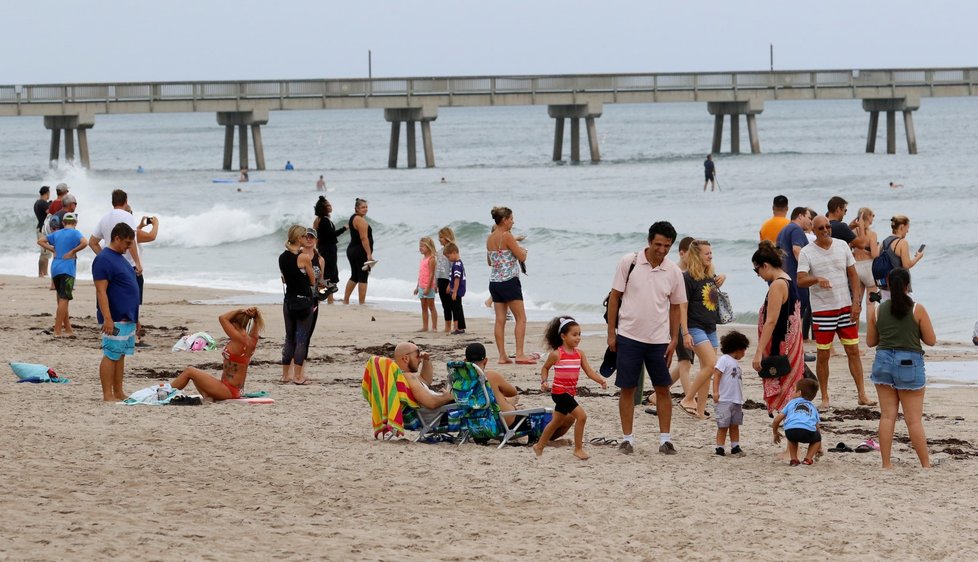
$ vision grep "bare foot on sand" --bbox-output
[858,397,878,407]
[498,358,513,365]
[819,400,830,412]
[573,448,590,460]
[532,443,544,458]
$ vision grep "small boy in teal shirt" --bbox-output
[772,378,821,466]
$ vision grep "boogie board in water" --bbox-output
[212,179,266,184]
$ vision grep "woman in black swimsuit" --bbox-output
[313,196,347,304]
[344,198,374,305]
[280,224,316,385]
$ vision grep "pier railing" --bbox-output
[1,68,976,104]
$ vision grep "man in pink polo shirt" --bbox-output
[606,221,688,455]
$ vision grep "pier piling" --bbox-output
[548,103,602,163]
[707,99,763,154]
[217,110,268,171]
[384,106,438,169]
[862,98,919,155]
[44,114,95,168]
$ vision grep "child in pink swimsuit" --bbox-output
[413,237,438,331]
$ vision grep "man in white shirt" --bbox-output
[797,216,875,410]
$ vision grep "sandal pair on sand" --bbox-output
[828,439,879,453]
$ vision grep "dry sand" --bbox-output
[2,274,977,561]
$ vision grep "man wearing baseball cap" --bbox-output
[48,183,69,216]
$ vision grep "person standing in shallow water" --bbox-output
[703,154,716,191]
[313,196,346,304]
[344,198,374,305]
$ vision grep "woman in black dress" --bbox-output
[343,198,374,305]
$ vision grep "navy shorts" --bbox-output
[871,349,926,391]
[614,335,670,389]
[136,273,144,305]
[489,277,523,303]
[53,274,75,300]
[552,393,579,415]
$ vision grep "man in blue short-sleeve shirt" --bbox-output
[38,212,87,336]
[92,222,140,402]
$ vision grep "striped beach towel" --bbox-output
[361,356,417,438]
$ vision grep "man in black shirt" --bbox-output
[826,195,864,248]
[703,154,717,192]
[34,186,51,277]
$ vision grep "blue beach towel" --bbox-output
[9,362,70,384]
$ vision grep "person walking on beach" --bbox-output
[866,268,937,468]
[703,154,716,192]
[849,207,881,316]
[435,227,457,333]
[751,241,806,416]
[677,239,727,419]
[444,242,467,334]
[533,316,608,461]
[487,206,533,364]
[313,196,346,304]
[280,225,316,385]
[170,307,264,401]
[37,212,87,337]
[92,223,140,402]
[34,186,51,278]
[712,331,750,457]
[316,175,326,191]
[414,237,438,332]
[797,216,874,409]
[776,207,813,343]
[343,198,374,305]
[606,221,687,455]
[759,195,790,242]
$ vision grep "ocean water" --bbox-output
[1,98,975,341]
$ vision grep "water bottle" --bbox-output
[156,383,169,401]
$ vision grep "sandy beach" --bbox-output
[2,273,977,561]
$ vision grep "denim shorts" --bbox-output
[871,348,926,391]
[687,327,718,348]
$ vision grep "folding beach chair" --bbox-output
[448,360,552,449]
[362,355,463,442]
[402,403,463,443]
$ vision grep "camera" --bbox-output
[869,291,882,303]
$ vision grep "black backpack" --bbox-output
[603,253,638,323]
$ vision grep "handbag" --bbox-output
[716,289,734,324]
[286,294,313,319]
[758,355,791,379]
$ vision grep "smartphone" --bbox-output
[142,216,152,226]
[917,244,926,253]
[112,326,120,336]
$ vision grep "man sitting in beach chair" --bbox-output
[450,343,553,449]
[361,343,459,441]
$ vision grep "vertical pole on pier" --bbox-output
[570,118,581,162]
[730,114,741,154]
[64,129,75,163]
[388,121,401,168]
[77,129,91,169]
[49,129,61,167]
[865,111,879,153]
[712,114,724,154]
[223,125,235,170]
[251,124,266,170]
[746,114,761,153]
[238,124,250,171]
[552,118,564,161]
[903,110,917,154]
[406,121,417,169]
[885,110,896,154]
[585,117,601,162]
[421,121,435,168]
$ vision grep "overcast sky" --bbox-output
[5,1,975,84]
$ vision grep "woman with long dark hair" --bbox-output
[313,196,346,304]
[867,268,936,468]
[750,241,806,415]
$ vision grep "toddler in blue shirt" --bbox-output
[772,378,821,466]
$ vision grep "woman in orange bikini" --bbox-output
[170,307,265,400]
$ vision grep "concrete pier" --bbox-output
[707,99,763,154]
[863,98,919,154]
[384,106,437,168]
[44,114,94,168]
[548,103,602,163]
[217,110,268,170]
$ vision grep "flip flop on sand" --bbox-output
[828,442,855,453]
[292,379,314,386]
[854,439,879,453]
